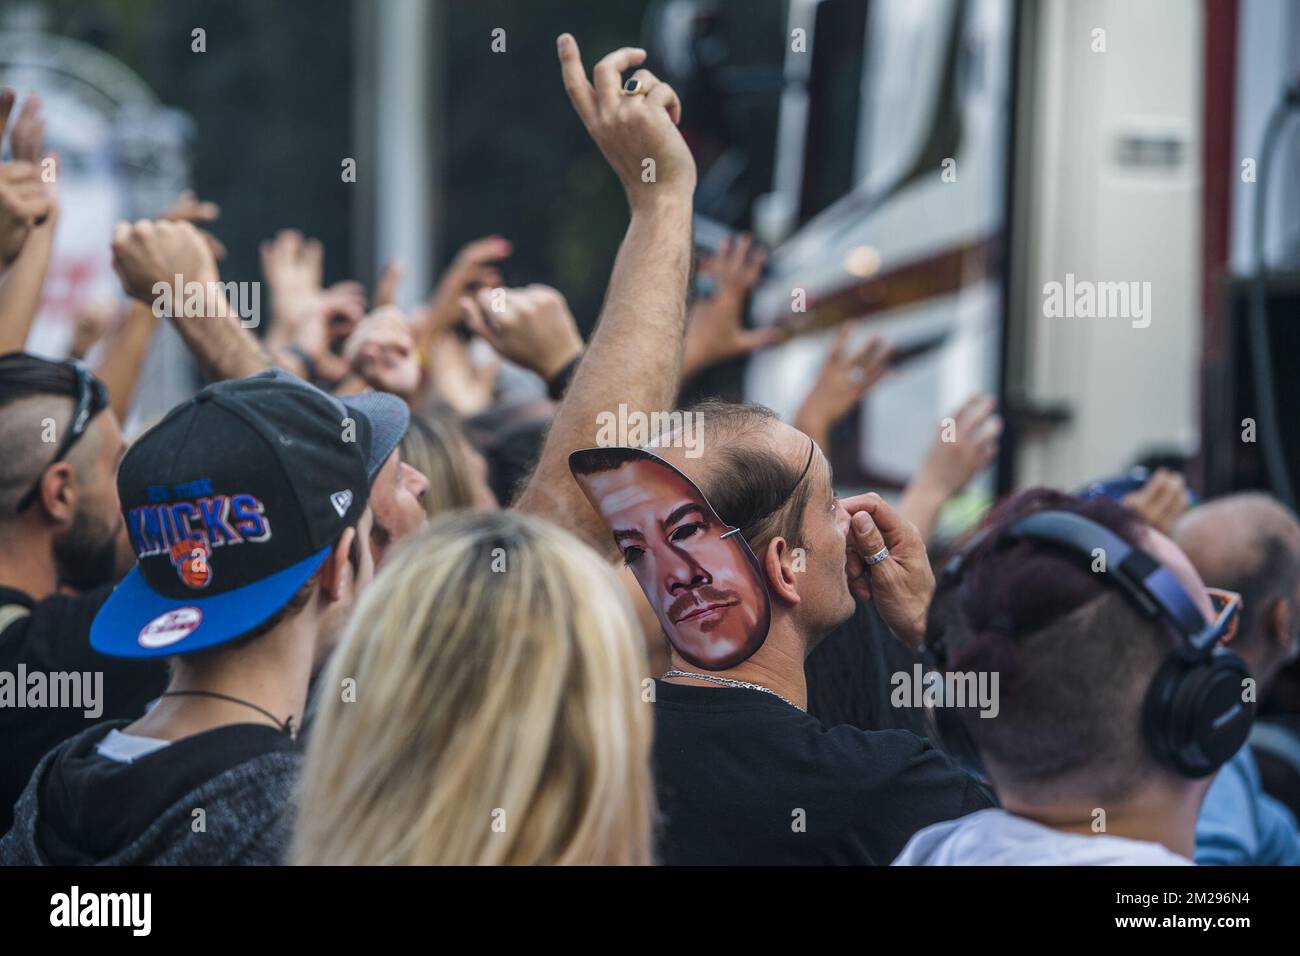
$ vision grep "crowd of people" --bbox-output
[0,35,1298,866]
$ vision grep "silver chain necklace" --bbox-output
[661,669,800,710]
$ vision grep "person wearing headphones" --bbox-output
[895,489,1252,865]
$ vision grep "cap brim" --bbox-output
[90,547,332,659]
[340,391,410,480]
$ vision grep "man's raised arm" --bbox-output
[514,34,696,555]
[111,219,270,381]
[0,91,57,353]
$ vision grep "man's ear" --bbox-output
[320,526,358,605]
[1269,597,1293,652]
[36,462,77,526]
[761,536,800,606]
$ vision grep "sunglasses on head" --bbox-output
[1205,587,1242,646]
[16,361,109,513]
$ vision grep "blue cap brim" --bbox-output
[90,546,332,659]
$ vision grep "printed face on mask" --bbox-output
[571,448,770,670]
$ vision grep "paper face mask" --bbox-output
[569,447,771,670]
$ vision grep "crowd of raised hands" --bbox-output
[0,34,1007,544]
[3,30,1249,874]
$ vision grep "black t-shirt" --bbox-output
[651,680,995,865]
[805,597,933,735]
[0,585,168,835]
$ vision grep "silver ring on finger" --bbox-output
[864,546,890,566]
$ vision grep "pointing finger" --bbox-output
[557,34,598,126]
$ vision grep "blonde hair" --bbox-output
[293,510,654,865]
[399,411,480,518]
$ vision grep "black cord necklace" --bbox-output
[160,690,296,739]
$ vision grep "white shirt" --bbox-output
[892,808,1194,865]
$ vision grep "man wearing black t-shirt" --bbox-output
[595,401,994,864]
[0,355,168,835]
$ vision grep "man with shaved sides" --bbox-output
[896,490,1232,865]
[0,353,167,833]
[1174,493,1300,865]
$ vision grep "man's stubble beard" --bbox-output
[53,505,122,592]
[804,571,857,656]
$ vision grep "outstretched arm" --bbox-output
[93,301,159,423]
[0,205,56,352]
[0,91,57,353]
[792,323,891,452]
[898,394,1001,544]
[111,219,270,381]
[514,35,696,556]
[681,232,779,385]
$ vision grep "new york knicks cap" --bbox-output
[91,369,409,659]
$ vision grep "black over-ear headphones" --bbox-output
[927,510,1254,778]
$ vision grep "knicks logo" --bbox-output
[170,540,212,589]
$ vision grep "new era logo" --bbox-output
[330,490,353,517]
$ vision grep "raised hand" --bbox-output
[372,258,404,309]
[0,90,55,264]
[918,394,1001,496]
[112,219,268,382]
[0,163,50,264]
[513,33,694,552]
[461,284,584,382]
[793,324,892,448]
[898,393,1002,544]
[9,92,45,164]
[110,219,217,305]
[271,282,367,385]
[682,233,780,380]
[557,33,695,210]
[260,228,324,329]
[68,300,121,360]
[418,235,511,344]
[425,326,498,417]
[10,92,57,228]
[163,189,225,260]
[343,307,424,402]
[1122,468,1191,534]
[321,281,367,350]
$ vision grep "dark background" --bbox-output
[32,0,787,334]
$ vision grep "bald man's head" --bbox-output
[651,400,812,553]
[647,399,856,648]
[1173,494,1300,655]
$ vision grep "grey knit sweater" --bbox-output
[0,720,300,865]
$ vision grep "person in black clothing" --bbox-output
[805,596,933,737]
[1,369,406,865]
[579,400,993,864]
[0,354,168,835]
